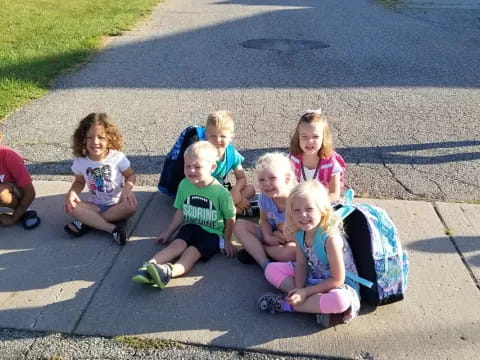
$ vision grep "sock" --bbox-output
[261,260,271,270]
[282,301,293,312]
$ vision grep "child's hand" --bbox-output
[156,231,170,244]
[64,191,81,214]
[221,239,237,257]
[235,198,250,210]
[286,288,308,305]
[272,230,287,245]
[121,188,137,208]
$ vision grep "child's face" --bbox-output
[290,194,322,232]
[206,125,233,158]
[184,154,216,187]
[85,124,108,160]
[298,122,324,156]
[257,166,291,199]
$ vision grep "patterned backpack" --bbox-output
[335,189,409,306]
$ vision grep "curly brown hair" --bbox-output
[289,112,333,159]
[72,113,123,157]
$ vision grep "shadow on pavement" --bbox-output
[25,140,480,177]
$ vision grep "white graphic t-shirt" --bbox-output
[71,150,130,206]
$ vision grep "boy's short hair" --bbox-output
[206,110,234,133]
[184,141,218,162]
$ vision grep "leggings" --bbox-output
[264,262,351,314]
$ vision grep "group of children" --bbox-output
[0,108,360,327]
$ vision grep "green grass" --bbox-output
[0,0,160,121]
[444,227,453,236]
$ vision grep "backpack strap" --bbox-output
[224,144,237,174]
[196,126,206,140]
[294,229,328,265]
[295,228,372,289]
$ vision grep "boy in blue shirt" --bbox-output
[205,110,257,217]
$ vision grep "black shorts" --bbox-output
[176,223,220,261]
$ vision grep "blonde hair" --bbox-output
[206,110,234,133]
[284,180,342,239]
[255,152,296,186]
[184,140,218,162]
[290,111,333,159]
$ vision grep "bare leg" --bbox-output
[152,239,187,265]
[265,243,296,262]
[67,202,116,233]
[102,199,136,223]
[171,246,202,277]
[234,219,269,267]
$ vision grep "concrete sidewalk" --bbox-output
[1,180,479,359]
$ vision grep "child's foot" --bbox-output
[257,293,285,314]
[146,263,172,289]
[64,219,91,237]
[112,223,128,245]
[237,249,256,264]
[131,263,154,285]
[316,312,346,328]
[240,205,260,218]
[21,210,41,230]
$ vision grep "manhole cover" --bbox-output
[241,38,329,51]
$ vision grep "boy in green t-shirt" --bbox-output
[132,141,236,289]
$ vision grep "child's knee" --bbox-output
[320,289,350,314]
[124,201,137,215]
[264,262,286,288]
[233,219,249,236]
[0,184,14,206]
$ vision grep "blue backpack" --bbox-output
[158,126,205,197]
[298,189,409,306]
[157,126,237,197]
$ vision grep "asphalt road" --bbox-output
[1,0,479,202]
[0,0,479,359]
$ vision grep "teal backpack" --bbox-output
[297,189,409,306]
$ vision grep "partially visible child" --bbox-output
[257,181,360,328]
[132,141,236,289]
[64,113,137,245]
[234,152,297,270]
[205,110,257,216]
[289,110,345,202]
[0,131,41,229]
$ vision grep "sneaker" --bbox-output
[242,205,260,218]
[257,293,284,314]
[131,263,154,285]
[316,312,345,328]
[146,263,172,289]
[237,249,256,264]
[112,224,128,245]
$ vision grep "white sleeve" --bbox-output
[331,158,343,176]
[71,158,83,175]
[118,153,131,172]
